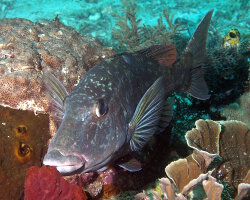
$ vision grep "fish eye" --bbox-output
[229,32,236,38]
[95,99,108,117]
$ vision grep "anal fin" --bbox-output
[118,158,142,172]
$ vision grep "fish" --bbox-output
[223,28,241,49]
[43,10,213,174]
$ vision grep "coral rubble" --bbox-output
[0,106,50,200]
[24,166,87,200]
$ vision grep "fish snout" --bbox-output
[43,149,85,174]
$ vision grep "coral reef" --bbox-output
[112,0,181,52]
[136,119,249,199]
[220,90,250,127]
[0,106,50,200]
[204,48,248,104]
[0,17,114,113]
[24,166,87,200]
[135,173,224,200]
[185,120,250,192]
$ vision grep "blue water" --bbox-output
[0,0,249,47]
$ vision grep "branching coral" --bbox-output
[112,0,181,52]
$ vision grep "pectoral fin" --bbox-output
[129,77,166,152]
[118,158,142,172]
[42,71,69,121]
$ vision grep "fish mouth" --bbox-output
[43,150,86,174]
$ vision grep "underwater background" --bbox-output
[0,0,249,200]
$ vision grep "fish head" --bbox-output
[43,87,127,174]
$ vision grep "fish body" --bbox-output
[43,10,213,174]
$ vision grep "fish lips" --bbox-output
[43,150,85,174]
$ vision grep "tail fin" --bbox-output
[185,10,213,100]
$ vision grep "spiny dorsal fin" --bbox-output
[42,71,68,121]
[139,43,177,67]
[185,10,213,100]
[129,77,166,152]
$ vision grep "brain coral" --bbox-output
[0,18,114,113]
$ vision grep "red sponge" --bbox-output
[24,166,87,200]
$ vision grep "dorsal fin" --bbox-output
[186,10,213,68]
[139,43,177,67]
[185,10,213,100]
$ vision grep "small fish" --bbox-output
[43,10,213,174]
[223,29,240,49]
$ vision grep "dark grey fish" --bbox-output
[43,10,213,174]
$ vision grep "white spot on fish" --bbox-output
[122,55,131,64]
